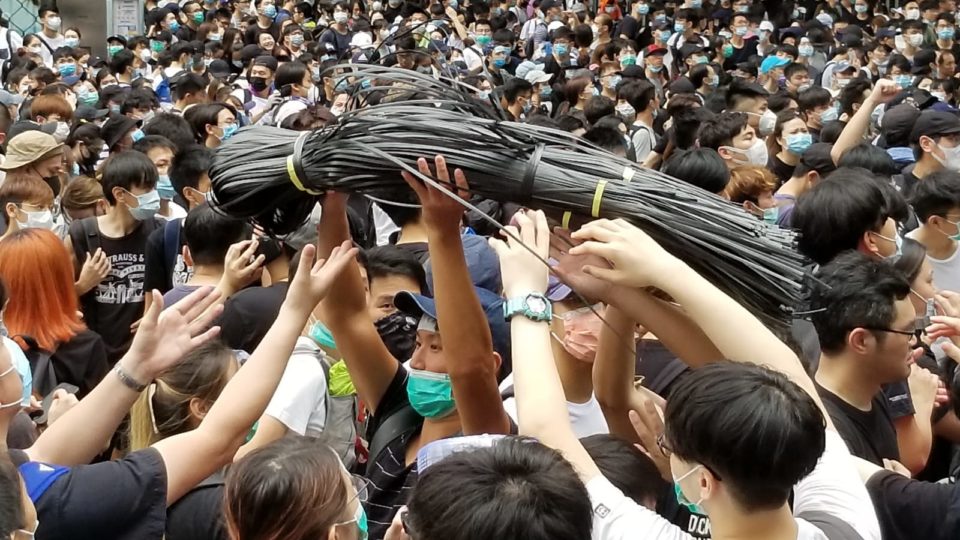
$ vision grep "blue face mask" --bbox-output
[761,206,780,224]
[128,189,161,221]
[819,106,839,123]
[309,320,338,349]
[873,231,903,260]
[785,132,812,155]
[895,74,913,89]
[131,129,145,143]
[674,22,685,33]
[157,175,176,199]
[540,86,552,97]
[659,30,672,42]
[554,43,568,56]
[493,57,507,68]
[220,123,239,141]
[638,3,649,13]
[939,28,956,40]
[407,368,456,418]
[673,465,705,515]
[263,4,278,18]
[169,20,181,32]
[58,63,77,77]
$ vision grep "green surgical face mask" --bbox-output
[672,465,705,514]
[309,320,337,349]
[762,206,779,224]
[406,368,456,418]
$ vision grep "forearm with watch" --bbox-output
[25,353,160,466]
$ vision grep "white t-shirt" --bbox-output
[263,337,328,436]
[36,33,64,67]
[3,336,31,405]
[586,430,881,540]
[274,99,308,127]
[500,373,610,438]
[905,231,960,292]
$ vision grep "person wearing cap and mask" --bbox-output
[0,131,65,204]
[316,159,514,539]
[700,111,769,169]
[900,110,960,192]
[237,55,279,124]
[725,78,774,137]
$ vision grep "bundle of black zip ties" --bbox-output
[209,65,809,329]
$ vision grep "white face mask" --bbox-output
[52,121,70,142]
[723,138,768,166]
[755,109,776,137]
[906,8,921,20]
[17,209,54,230]
[935,142,960,172]
[908,33,924,47]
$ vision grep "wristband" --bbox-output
[114,365,148,393]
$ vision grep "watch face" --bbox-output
[526,296,547,314]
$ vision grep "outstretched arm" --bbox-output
[154,242,357,505]
[830,78,898,165]
[26,287,224,466]
[317,193,399,414]
[401,156,510,435]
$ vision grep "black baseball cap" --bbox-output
[252,55,279,72]
[910,110,960,144]
[880,104,921,148]
[795,143,837,177]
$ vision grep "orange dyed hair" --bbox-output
[0,228,84,350]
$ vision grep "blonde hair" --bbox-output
[724,165,777,204]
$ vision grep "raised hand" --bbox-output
[121,287,224,383]
[400,155,470,233]
[77,248,111,294]
[220,238,266,293]
[488,209,550,298]
[569,218,683,289]
[284,241,359,315]
[552,227,616,304]
[628,398,671,481]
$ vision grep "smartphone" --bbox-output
[32,383,80,425]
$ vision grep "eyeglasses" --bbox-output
[656,433,673,457]
[862,326,918,339]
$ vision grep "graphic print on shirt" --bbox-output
[97,252,145,304]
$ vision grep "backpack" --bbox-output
[14,335,57,398]
[162,218,182,282]
[295,340,362,469]
[156,69,173,104]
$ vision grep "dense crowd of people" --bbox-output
[0,0,960,538]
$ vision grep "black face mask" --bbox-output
[250,76,269,92]
[375,312,417,362]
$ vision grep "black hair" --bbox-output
[406,436,593,540]
[617,80,656,113]
[182,202,251,265]
[792,167,892,265]
[901,19,925,33]
[837,78,872,117]
[894,237,927,284]
[688,64,711,89]
[809,250,911,354]
[797,86,831,114]
[275,61,309,97]
[726,78,767,111]
[109,49,136,76]
[910,170,960,222]
[170,144,214,206]
[502,78,533,104]
[556,114,586,133]
[172,73,208,101]
[664,362,826,511]
[374,186,421,228]
[783,62,808,81]
[360,245,428,292]
[0,455,23,537]
[132,134,177,157]
[184,102,237,143]
[662,148,730,194]
[837,142,899,177]
[101,151,160,205]
[818,120,845,144]
[697,111,749,150]
[122,88,161,114]
[581,434,667,508]
[584,95,616,126]
[142,112,195,151]
[583,126,627,154]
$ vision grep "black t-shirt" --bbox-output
[28,448,168,540]
[217,282,289,354]
[166,481,228,540]
[243,22,281,46]
[70,217,159,364]
[364,365,423,540]
[722,37,759,71]
[319,27,355,58]
[657,485,712,538]
[815,381,900,465]
[866,470,960,540]
[143,219,189,295]
[50,329,110,399]
[767,154,797,185]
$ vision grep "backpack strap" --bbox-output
[163,219,182,275]
[796,510,863,540]
[68,217,101,275]
[368,404,420,467]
